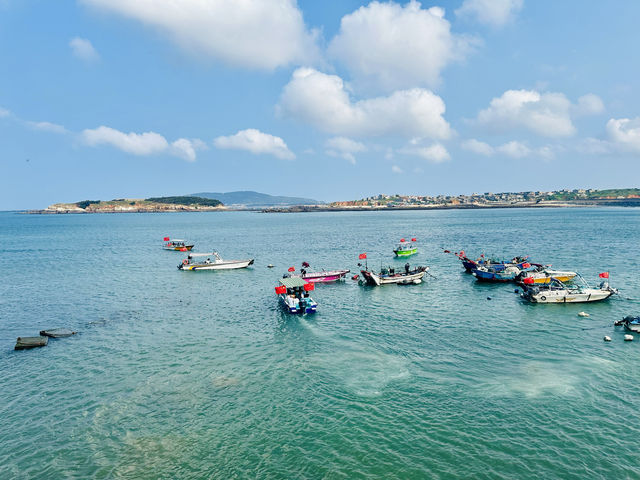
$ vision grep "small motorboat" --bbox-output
[394,238,418,257]
[520,275,617,303]
[456,251,529,273]
[286,262,350,283]
[360,264,428,286]
[516,264,577,284]
[275,277,317,314]
[178,252,254,271]
[163,237,194,251]
[615,316,640,333]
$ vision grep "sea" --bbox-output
[1,208,639,479]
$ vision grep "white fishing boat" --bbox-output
[520,275,617,303]
[360,264,428,286]
[178,252,254,271]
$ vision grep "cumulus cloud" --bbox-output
[278,68,452,139]
[80,0,319,70]
[461,138,494,156]
[214,128,295,160]
[400,143,451,163]
[329,1,472,91]
[325,136,366,164]
[26,121,68,134]
[82,125,201,160]
[69,37,99,62]
[455,0,523,27]
[606,117,640,154]
[476,89,588,137]
[497,140,530,158]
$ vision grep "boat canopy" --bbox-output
[279,277,307,289]
[188,252,217,257]
[170,239,186,242]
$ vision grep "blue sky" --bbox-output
[1,0,640,209]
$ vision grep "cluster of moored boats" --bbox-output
[164,236,629,322]
[452,250,618,304]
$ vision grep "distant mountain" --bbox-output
[191,191,322,207]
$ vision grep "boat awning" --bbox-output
[279,277,307,288]
[189,252,214,257]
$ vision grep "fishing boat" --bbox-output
[275,277,317,314]
[178,252,254,271]
[360,264,428,286]
[472,261,532,282]
[615,316,640,333]
[516,264,577,284]
[163,237,194,251]
[286,262,350,283]
[394,238,418,257]
[458,251,529,273]
[520,275,617,303]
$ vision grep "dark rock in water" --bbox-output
[39,328,77,338]
[15,336,48,350]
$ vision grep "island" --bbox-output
[29,196,225,214]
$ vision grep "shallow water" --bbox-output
[1,208,639,479]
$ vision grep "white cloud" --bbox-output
[329,1,472,91]
[497,140,530,158]
[400,143,451,163]
[576,137,613,155]
[27,121,68,134]
[0,107,10,117]
[391,165,404,174]
[214,128,295,160]
[461,138,494,156]
[325,136,366,164]
[80,0,319,70]
[476,89,577,137]
[82,125,201,161]
[455,0,523,27]
[606,117,640,154]
[278,68,452,139]
[69,37,99,62]
[574,94,605,116]
[83,126,168,155]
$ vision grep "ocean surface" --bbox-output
[1,208,640,479]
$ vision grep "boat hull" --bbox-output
[179,259,254,271]
[472,268,518,282]
[164,245,194,251]
[294,270,350,283]
[394,248,417,257]
[278,294,317,314]
[361,267,427,286]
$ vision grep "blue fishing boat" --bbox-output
[472,261,533,282]
[457,251,529,273]
[275,277,317,314]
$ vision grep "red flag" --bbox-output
[411,238,417,242]
[275,285,286,294]
[163,236,170,241]
[523,277,535,285]
[480,254,484,257]
[359,253,367,259]
[303,282,315,291]
[400,238,406,242]
[599,272,609,278]
[288,266,295,272]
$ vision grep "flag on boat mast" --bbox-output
[359,253,367,259]
[599,272,609,278]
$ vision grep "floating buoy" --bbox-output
[624,334,634,342]
[603,336,612,342]
[267,264,274,268]
[487,296,492,300]
[514,289,519,294]
[578,312,590,317]
[351,274,359,280]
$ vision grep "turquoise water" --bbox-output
[1,208,640,479]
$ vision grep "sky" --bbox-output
[1,0,640,209]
